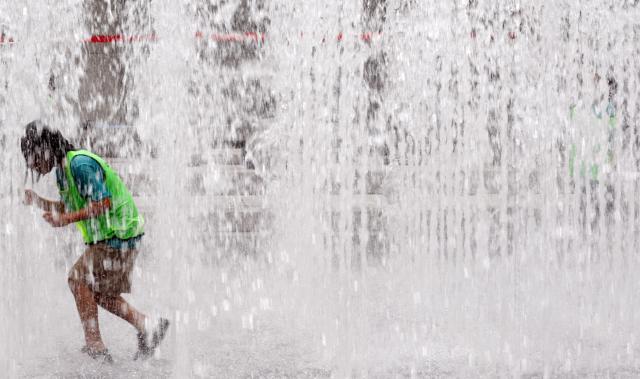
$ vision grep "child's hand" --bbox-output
[24,189,36,206]
[43,212,70,227]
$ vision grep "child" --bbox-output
[21,120,169,363]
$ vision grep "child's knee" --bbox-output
[68,276,81,293]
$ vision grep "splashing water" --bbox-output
[2,1,640,377]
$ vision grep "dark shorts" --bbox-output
[68,243,139,296]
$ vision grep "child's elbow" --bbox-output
[96,198,111,211]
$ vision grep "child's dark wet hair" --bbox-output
[20,120,75,170]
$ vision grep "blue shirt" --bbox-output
[56,155,142,250]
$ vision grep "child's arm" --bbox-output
[43,198,111,227]
[42,155,113,228]
[25,189,65,213]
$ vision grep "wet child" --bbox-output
[20,120,169,363]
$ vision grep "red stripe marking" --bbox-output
[0,35,15,44]
[84,34,158,43]
[0,31,394,45]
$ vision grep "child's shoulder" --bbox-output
[70,154,104,179]
[70,154,101,168]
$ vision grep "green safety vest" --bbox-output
[58,150,144,244]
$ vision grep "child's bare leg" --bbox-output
[68,278,106,351]
[93,294,147,333]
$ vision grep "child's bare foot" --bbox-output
[81,345,114,364]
